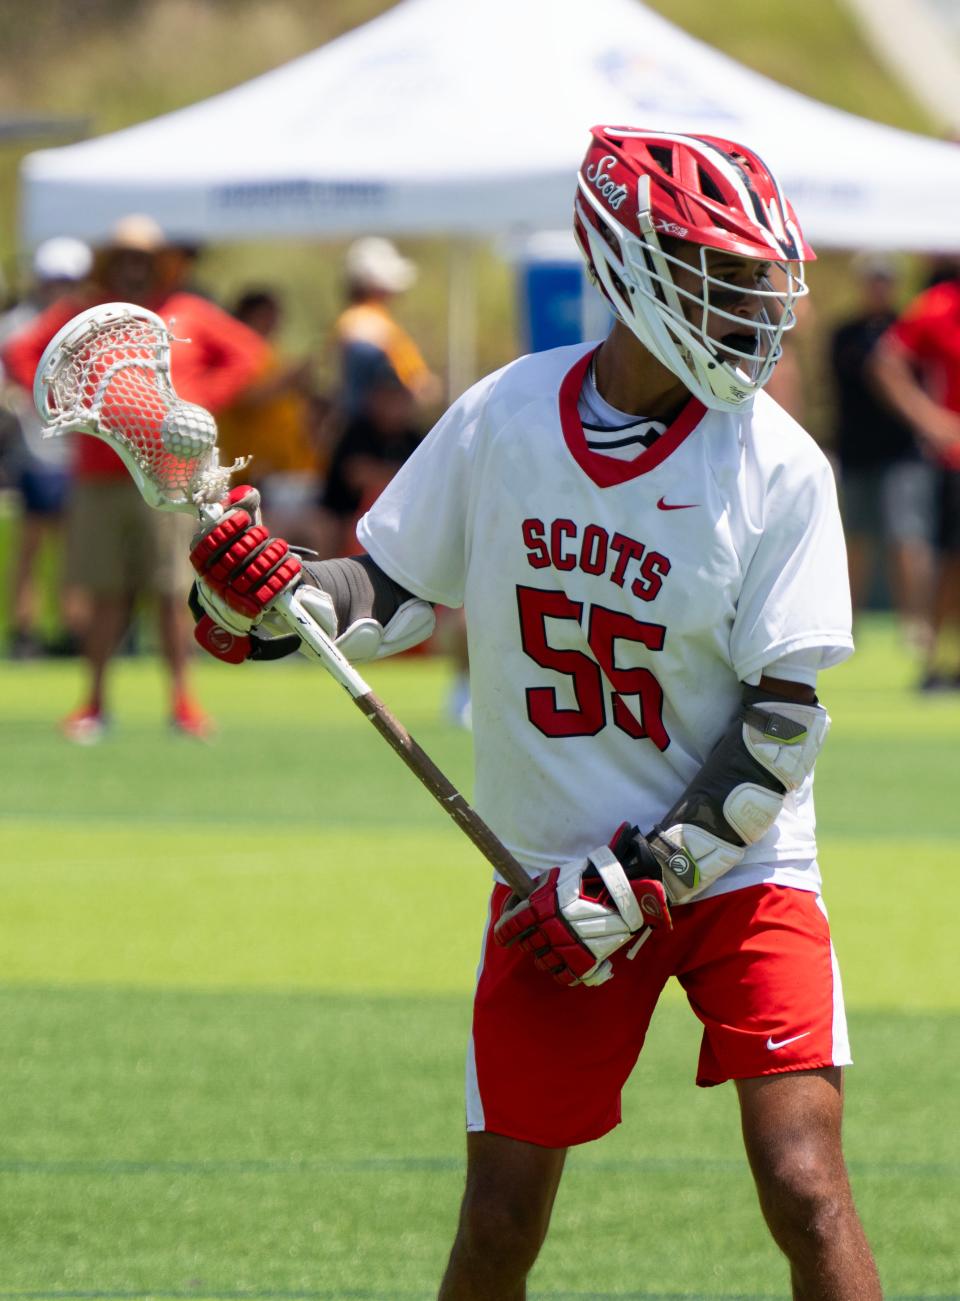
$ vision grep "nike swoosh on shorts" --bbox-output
[765,1032,811,1051]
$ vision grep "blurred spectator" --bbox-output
[334,237,441,420]
[830,255,934,649]
[321,373,423,554]
[216,287,324,544]
[331,238,465,721]
[232,287,281,339]
[0,236,93,657]
[160,241,210,300]
[870,266,960,690]
[321,237,445,618]
[1,215,269,740]
[921,253,960,291]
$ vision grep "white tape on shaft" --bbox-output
[275,589,370,699]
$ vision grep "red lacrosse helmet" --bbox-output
[573,125,815,410]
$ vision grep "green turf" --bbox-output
[1,617,958,1298]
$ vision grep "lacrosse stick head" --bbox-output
[34,301,249,512]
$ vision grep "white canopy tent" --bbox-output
[20,0,960,252]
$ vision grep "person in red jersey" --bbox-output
[2,215,268,740]
[871,274,960,689]
[186,128,880,1298]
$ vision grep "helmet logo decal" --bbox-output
[653,217,689,238]
[585,155,629,211]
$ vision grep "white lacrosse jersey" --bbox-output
[357,342,853,900]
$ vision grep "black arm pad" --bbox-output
[653,683,816,849]
[301,554,416,629]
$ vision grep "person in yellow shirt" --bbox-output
[332,241,462,698]
[334,237,441,419]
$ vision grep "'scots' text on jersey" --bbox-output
[521,517,671,601]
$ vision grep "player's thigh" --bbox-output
[676,884,850,1087]
[736,1068,850,1205]
[469,885,673,1148]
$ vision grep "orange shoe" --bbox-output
[61,704,108,745]
[171,696,215,740]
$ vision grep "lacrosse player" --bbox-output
[190,128,880,1298]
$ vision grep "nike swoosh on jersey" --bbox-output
[656,497,698,511]
[765,1032,811,1051]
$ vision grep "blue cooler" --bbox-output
[515,233,612,353]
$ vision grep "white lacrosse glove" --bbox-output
[493,824,673,987]
[189,483,435,665]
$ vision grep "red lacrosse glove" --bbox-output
[493,824,672,987]
[189,485,302,663]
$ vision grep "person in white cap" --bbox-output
[0,237,93,657]
[334,236,441,422]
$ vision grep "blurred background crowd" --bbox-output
[0,218,458,739]
[4,218,960,742]
[3,0,960,742]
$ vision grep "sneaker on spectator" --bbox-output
[171,696,215,740]
[61,705,108,744]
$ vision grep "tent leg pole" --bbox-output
[447,237,478,402]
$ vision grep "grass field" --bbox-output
[1,616,958,1299]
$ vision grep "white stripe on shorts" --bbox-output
[817,895,852,1067]
[465,894,495,1132]
[466,1031,485,1132]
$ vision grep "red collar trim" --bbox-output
[559,346,706,487]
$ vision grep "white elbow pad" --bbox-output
[653,825,745,901]
[652,698,830,903]
[742,700,831,791]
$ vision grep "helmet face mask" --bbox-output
[574,127,813,411]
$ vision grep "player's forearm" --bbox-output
[640,682,829,902]
[301,554,416,629]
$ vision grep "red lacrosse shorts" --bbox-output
[467,882,850,1148]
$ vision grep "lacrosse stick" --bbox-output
[34,301,532,898]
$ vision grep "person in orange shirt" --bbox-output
[2,215,269,741]
[216,288,323,547]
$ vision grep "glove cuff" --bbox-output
[193,613,251,664]
[336,597,436,662]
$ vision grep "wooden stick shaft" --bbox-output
[275,588,532,898]
[357,691,532,898]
